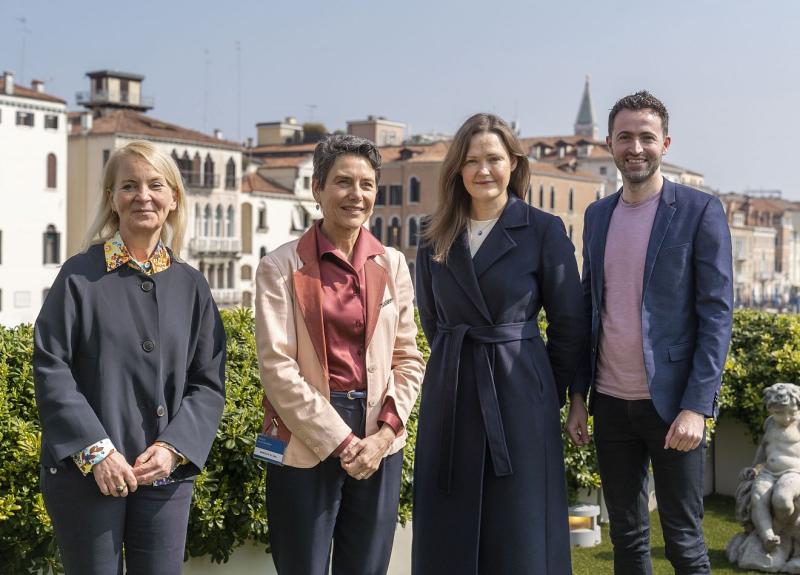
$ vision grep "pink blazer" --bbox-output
[255,227,424,468]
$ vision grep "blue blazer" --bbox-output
[579,178,733,423]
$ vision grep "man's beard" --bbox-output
[616,155,661,184]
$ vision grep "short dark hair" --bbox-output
[608,90,669,136]
[312,134,382,188]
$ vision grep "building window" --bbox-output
[215,205,223,236]
[217,265,225,289]
[44,114,59,130]
[568,188,574,212]
[43,224,60,264]
[227,206,235,237]
[242,291,252,307]
[388,217,402,248]
[42,288,50,303]
[16,111,34,127]
[376,186,386,206]
[389,185,403,206]
[194,204,202,236]
[241,265,252,281]
[255,207,266,231]
[103,149,110,166]
[204,205,212,236]
[204,154,215,188]
[225,158,237,189]
[46,153,57,189]
[599,166,607,175]
[596,189,602,201]
[371,217,383,242]
[539,185,544,208]
[260,246,267,259]
[303,176,311,190]
[409,177,421,203]
[568,225,573,241]
[408,217,419,247]
[407,261,416,286]
[550,186,555,210]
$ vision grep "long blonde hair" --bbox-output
[423,113,530,263]
[82,140,187,256]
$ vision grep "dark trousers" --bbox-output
[266,394,403,575]
[594,392,709,575]
[41,464,193,575]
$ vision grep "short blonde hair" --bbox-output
[82,140,187,256]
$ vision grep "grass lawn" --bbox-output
[571,494,765,574]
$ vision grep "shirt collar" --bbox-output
[104,230,171,275]
[314,220,384,272]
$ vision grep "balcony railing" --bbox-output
[76,90,155,108]
[211,289,241,305]
[189,237,241,255]
[183,172,220,190]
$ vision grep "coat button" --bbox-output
[156,405,166,417]
[141,281,154,292]
[142,340,155,352]
[367,365,376,373]
[49,467,58,474]
[368,400,377,407]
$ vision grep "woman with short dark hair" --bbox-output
[412,114,588,574]
[255,134,424,574]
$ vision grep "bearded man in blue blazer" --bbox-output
[566,91,733,575]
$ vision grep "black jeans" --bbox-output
[594,392,710,575]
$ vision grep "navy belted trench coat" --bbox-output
[412,195,588,574]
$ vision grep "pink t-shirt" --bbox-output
[595,192,661,400]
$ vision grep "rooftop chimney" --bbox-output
[285,116,297,125]
[214,129,224,140]
[31,79,44,93]
[3,71,14,95]
[80,112,93,133]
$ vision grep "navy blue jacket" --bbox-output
[580,178,733,422]
[34,244,226,479]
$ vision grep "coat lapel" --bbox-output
[642,178,677,293]
[293,228,328,377]
[472,195,526,278]
[591,190,621,308]
[364,258,388,349]
[447,233,492,323]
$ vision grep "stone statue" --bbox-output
[728,383,800,573]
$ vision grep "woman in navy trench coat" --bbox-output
[412,113,588,574]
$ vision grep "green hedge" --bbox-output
[1,308,795,572]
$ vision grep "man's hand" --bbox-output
[566,394,591,446]
[664,409,705,451]
[132,444,179,485]
[93,451,137,496]
[341,425,395,480]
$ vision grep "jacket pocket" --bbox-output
[668,342,694,362]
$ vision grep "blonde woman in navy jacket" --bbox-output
[34,141,226,574]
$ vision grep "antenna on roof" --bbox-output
[235,40,242,142]
[203,49,210,133]
[17,17,30,85]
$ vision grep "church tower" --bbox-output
[574,75,598,140]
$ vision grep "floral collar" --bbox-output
[103,231,171,275]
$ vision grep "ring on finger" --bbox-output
[116,484,126,493]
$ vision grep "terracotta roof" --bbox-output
[250,142,318,155]
[530,161,604,182]
[0,79,66,104]
[241,172,294,195]
[73,109,241,149]
[520,134,607,148]
[259,155,312,168]
[380,141,450,164]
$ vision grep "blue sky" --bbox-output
[1,0,797,197]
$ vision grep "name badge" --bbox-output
[254,433,286,465]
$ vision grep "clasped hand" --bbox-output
[92,444,179,496]
[339,426,395,480]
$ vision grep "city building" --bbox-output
[67,70,244,307]
[347,116,406,146]
[0,71,68,326]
